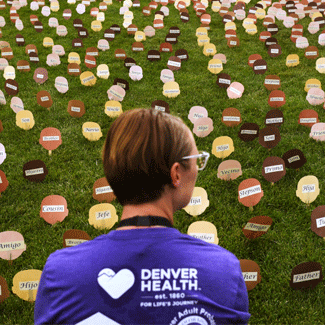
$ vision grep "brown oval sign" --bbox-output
[63,229,91,248]
[67,100,85,117]
[242,215,273,239]
[92,177,116,203]
[290,262,323,289]
[151,100,170,113]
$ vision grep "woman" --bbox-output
[35,109,250,324]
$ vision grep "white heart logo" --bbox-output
[97,268,135,299]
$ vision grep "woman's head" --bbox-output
[103,108,195,206]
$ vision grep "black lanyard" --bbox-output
[117,215,173,228]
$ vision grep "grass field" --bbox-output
[2,0,325,324]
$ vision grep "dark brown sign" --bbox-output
[268,44,282,57]
[15,34,25,46]
[4,79,18,95]
[165,33,178,44]
[29,52,39,63]
[34,21,43,32]
[147,49,161,61]
[104,28,115,40]
[258,126,281,149]
[290,262,323,289]
[124,57,136,69]
[110,24,121,34]
[253,59,267,74]
[73,19,83,29]
[282,149,306,169]
[72,38,83,48]
[265,109,284,127]
[175,49,188,61]
[151,100,170,113]
[262,156,286,183]
[23,160,48,182]
[239,123,259,141]
[78,27,89,38]
[217,73,231,88]
[113,78,129,91]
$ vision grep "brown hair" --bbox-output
[102,108,193,205]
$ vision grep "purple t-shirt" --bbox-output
[34,228,250,324]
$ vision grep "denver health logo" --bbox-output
[97,268,135,299]
[98,267,200,298]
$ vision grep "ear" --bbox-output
[170,162,182,188]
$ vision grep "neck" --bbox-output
[118,197,174,230]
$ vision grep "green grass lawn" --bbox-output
[2,0,325,324]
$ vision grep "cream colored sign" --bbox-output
[296,175,320,204]
[12,269,42,301]
[82,122,102,141]
[286,54,299,67]
[89,203,118,229]
[97,64,109,79]
[16,110,35,130]
[203,43,216,56]
[208,58,222,74]
[105,100,122,117]
[163,81,180,98]
[197,35,210,47]
[183,187,209,216]
[80,71,97,86]
[212,136,234,159]
[187,220,218,244]
[304,79,321,92]
[68,52,81,64]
